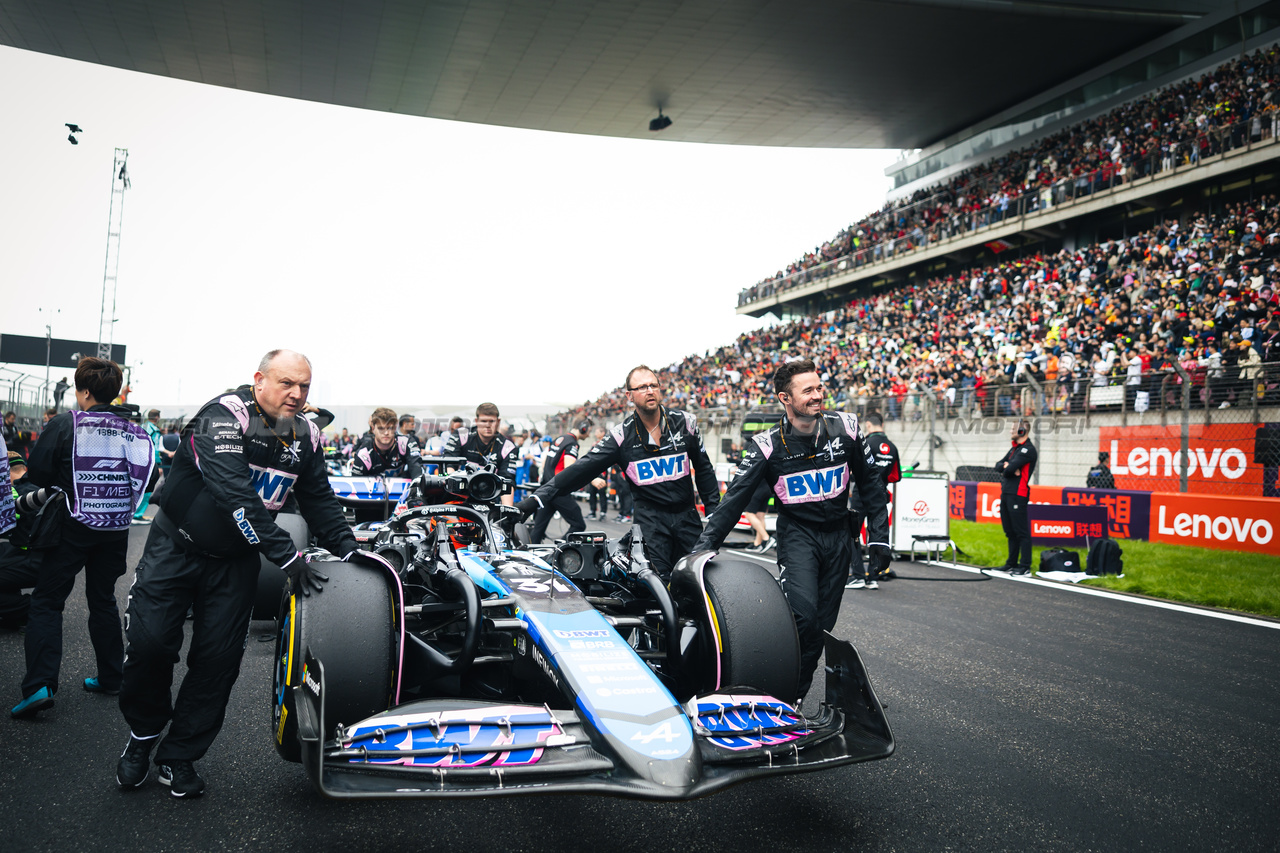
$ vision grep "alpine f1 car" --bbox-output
[271,464,894,800]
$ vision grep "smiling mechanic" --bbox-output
[693,359,890,704]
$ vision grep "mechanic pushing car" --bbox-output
[525,419,592,544]
[693,359,890,704]
[351,407,423,478]
[441,402,517,505]
[518,365,720,578]
[115,349,361,799]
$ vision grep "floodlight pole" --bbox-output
[97,148,130,361]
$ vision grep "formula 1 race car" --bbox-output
[271,465,894,800]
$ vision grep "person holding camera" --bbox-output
[114,350,360,798]
[517,366,720,578]
[11,358,155,720]
[441,403,517,506]
[996,418,1038,575]
[692,360,890,704]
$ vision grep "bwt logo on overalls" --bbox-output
[781,465,846,502]
[250,466,298,510]
[632,454,687,484]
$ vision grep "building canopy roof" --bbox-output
[0,0,1220,148]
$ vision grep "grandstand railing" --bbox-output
[740,115,1280,307]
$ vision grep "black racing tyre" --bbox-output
[253,513,310,620]
[272,558,395,762]
[702,558,801,703]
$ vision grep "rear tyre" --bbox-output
[702,558,800,703]
[272,559,395,762]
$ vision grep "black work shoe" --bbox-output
[157,760,205,798]
[117,735,158,789]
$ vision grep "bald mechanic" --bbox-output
[115,350,360,798]
[693,359,890,704]
[518,365,720,578]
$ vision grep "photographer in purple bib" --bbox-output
[114,349,359,798]
[693,359,890,705]
[10,357,154,720]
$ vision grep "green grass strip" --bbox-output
[948,519,1280,620]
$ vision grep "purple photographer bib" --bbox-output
[69,410,155,530]
[0,433,13,535]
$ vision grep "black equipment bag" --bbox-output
[1087,539,1123,575]
[1039,548,1081,573]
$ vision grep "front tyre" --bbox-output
[701,558,801,703]
[272,559,395,762]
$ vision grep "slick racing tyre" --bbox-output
[253,513,310,620]
[702,558,801,704]
[272,557,395,762]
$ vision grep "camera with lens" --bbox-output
[414,461,507,506]
[550,530,609,579]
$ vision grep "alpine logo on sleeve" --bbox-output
[627,453,689,485]
[776,464,848,504]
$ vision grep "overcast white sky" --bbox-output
[1,45,895,412]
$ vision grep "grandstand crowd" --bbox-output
[563,198,1280,427]
[739,45,1280,306]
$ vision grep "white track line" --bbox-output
[925,560,1280,631]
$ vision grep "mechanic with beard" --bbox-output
[441,402,517,506]
[525,420,591,544]
[693,359,889,705]
[115,350,360,799]
[518,366,720,578]
[352,407,423,478]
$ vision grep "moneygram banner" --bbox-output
[950,480,1280,555]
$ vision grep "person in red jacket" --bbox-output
[995,419,1038,575]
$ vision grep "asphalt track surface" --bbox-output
[2,507,1278,853]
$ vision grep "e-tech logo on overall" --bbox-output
[630,453,688,485]
[778,464,847,504]
[249,465,298,511]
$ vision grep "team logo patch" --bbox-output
[627,453,689,485]
[775,464,848,504]
[250,464,299,511]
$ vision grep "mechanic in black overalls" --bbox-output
[519,365,721,578]
[351,407,422,478]
[525,421,591,544]
[441,402,518,505]
[694,359,889,703]
[115,350,359,798]
[996,418,1038,575]
[848,410,901,589]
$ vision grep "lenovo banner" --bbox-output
[1148,492,1280,555]
[1027,504,1109,546]
[1098,424,1274,497]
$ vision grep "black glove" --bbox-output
[515,495,541,521]
[867,544,892,577]
[284,551,329,597]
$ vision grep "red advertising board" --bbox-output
[972,482,1063,524]
[1148,492,1280,555]
[1098,424,1267,496]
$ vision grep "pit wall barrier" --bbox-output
[948,481,1280,556]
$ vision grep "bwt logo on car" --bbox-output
[781,465,846,502]
[553,629,611,639]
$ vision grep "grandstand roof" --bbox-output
[0,0,1222,149]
